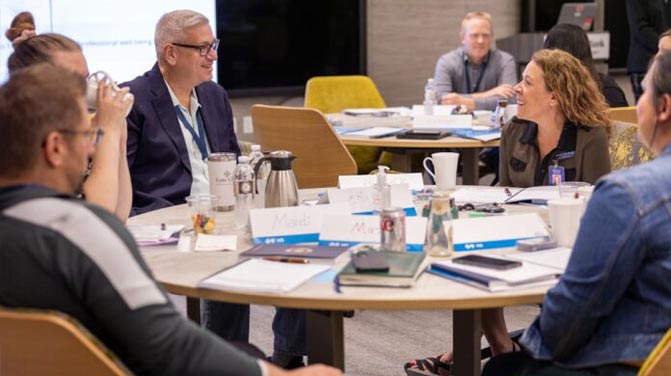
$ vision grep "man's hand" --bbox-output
[441,93,475,112]
[473,84,516,99]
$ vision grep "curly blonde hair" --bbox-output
[532,49,611,134]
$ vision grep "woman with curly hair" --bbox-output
[405,49,612,376]
[499,48,612,187]
[6,11,133,222]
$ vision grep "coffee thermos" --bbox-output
[254,150,298,208]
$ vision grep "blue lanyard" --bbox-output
[463,51,490,94]
[174,106,208,159]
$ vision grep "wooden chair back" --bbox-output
[639,329,671,376]
[608,106,638,123]
[0,308,129,375]
[251,105,357,188]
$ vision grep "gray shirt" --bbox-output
[434,47,517,111]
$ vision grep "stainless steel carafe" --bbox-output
[254,150,298,208]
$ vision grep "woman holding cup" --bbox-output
[6,12,133,222]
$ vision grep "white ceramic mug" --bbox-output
[548,198,583,247]
[422,152,459,190]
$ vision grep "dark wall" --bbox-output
[520,0,629,69]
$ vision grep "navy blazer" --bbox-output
[121,64,241,215]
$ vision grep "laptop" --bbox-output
[556,3,597,31]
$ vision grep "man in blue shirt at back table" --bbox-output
[434,12,517,112]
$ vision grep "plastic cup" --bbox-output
[185,194,218,234]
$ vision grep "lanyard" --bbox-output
[174,106,208,159]
[463,51,490,94]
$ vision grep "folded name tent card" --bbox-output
[240,243,349,259]
[199,259,330,294]
[411,104,459,116]
[326,184,416,216]
[318,214,427,252]
[338,173,424,191]
[249,204,348,245]
[452,213,550,251]
[412,114,473,129]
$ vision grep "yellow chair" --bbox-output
[304,75,389,174]
[0,307,129,375]
[608,106,638,123]
[638,329,671,376]
[609,121,655,170]
[251,104,357,188]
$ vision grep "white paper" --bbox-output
[450,186,523,204]
[338,173,424,191]
[344,127,405,138]
[507,186,560,203]
[194,234,237,252]
[127,224,183,241]
[199,259,330,294]
[412,104,458,116]
[412,114,473,129]
[452,213,550,251]
[505,247,572,271]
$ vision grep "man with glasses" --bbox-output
[121,9,239,216]
[0,62,341,376]
[121,10,307,370]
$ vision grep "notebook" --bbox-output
[240,244,349,259]
[337,251,427,288]
[199,259,330,294]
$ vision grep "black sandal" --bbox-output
[404,354,452,376]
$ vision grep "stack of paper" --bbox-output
[343,127,405,139]
[429,256,561,292]
[199,259,330,294]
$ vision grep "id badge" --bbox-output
[549,165,565,186]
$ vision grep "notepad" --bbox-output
[199,259,330,294]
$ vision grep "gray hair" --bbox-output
[651,50,671,105]
[155,9,209,60]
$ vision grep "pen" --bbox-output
[262,256,310,264]
[504,188,512,197]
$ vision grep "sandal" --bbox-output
[404,354,452,376]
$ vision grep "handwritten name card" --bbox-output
[249,204,348,245]
[337,173,424,191]
[318,214,427,252]
[326,184,416,215]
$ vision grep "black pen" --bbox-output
[262,256,310,264]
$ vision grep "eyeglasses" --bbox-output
[171,39,220,56]
[57,127,105,145]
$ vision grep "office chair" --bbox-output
[0,307,129,375]
[305,75,390,174]
[609,121,654,170]
[251,105,358,189]
[607,106,638,123]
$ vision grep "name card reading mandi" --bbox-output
[249,204,348,245]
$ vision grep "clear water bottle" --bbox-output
[249,144,269,208]
[424,78,437,115]
[234,156,255,230]
[490,99,508,129]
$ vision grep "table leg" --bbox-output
[186,297,201,325]
[452,309,482,376]
[461,148,481,186]
[306,310,345,371]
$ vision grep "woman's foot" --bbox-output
[404,352,452,376]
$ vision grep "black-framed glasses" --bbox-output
[57,127,105,145]
[171,39,220,56]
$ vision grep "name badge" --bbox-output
[337,173,424,191]
[249,204,348,245]
[327,184,417,216]
[318,214,427,252]
[549,165,565,186]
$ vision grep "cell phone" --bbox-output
[452,255,522,270]
[396,129,451,140]
[516,237,557,252]
[351,251,390,272]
